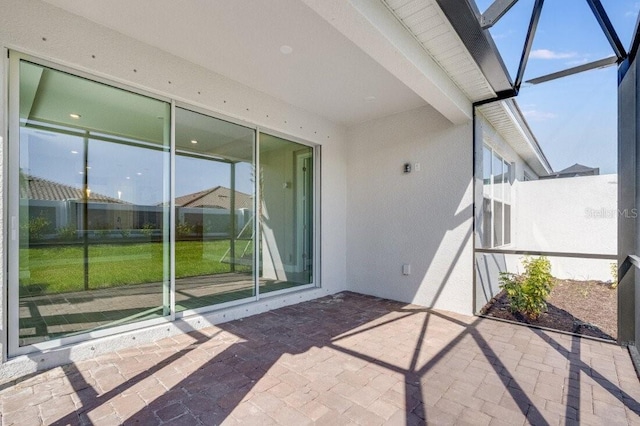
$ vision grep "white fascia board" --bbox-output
[301,0,472,125]
[502,100,553,175]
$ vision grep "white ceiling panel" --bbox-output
[382,0,496,102]
[42,0,428,126]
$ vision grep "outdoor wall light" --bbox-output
[280,45,293,55]
[404,163,411,173]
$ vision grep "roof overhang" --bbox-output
[434,0,514,99]
[478,99,553,176]
[301,0,474,124]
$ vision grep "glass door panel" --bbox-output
[16,60,170,346]
[174,107,255,311]
[259,133,314,294]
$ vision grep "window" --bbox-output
[481,145,512,248]
[9,54,318,353]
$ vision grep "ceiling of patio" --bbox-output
[40,0,478,126]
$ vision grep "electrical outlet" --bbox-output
[402,264,411,275]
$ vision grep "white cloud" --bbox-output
[626,3,640,17]
[522,109,557,121]
[530,49,577,60]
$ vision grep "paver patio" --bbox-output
[1,292,639,425]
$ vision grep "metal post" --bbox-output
[618,52,638,345]
[480,0,520,30]
[168,102,175,319]
[82,132,89,291]
[230,162,236,273]
[514,0,544,91]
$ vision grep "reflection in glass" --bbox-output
[18,61,170,346]
[259,134,314,293]
[174,108,255,311]
[493,201,504,248]
[481,145,492,248]
[483,146,492,184]
[482,198,492,248]
[482,146,511,248]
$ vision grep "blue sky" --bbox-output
[474,0,640,174]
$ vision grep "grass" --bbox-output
[19,240,252,295]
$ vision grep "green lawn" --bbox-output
[19,240,251,295]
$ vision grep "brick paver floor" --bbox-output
[1,292,639,425]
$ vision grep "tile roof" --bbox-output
[20,175,127,204]
[175,186,252,210]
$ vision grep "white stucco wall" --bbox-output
[512,174,617,281]
[0,0,348,377]
[346,105,474,315]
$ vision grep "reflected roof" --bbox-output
[21,175,128,204]
[174,186,252,210]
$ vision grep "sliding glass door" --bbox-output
[8,53,318,354]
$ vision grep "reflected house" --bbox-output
[22,174,253,240]
[20,174,134,238]
[0,0,639,388]
[174,186,252,238]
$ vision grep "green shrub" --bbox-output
[96,228,109,239]
[499,256,554,320]
[610,262,618,289]
[57,225,78,241]
[141,223,156,237]
[21,215,51,241]
[176,222,194,238]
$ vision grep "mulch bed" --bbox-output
[481,279,617,341]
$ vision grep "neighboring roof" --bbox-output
[175,186,252,210]
[477,99,553,176]
[540,163,600,179]
[21,175,127,204]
